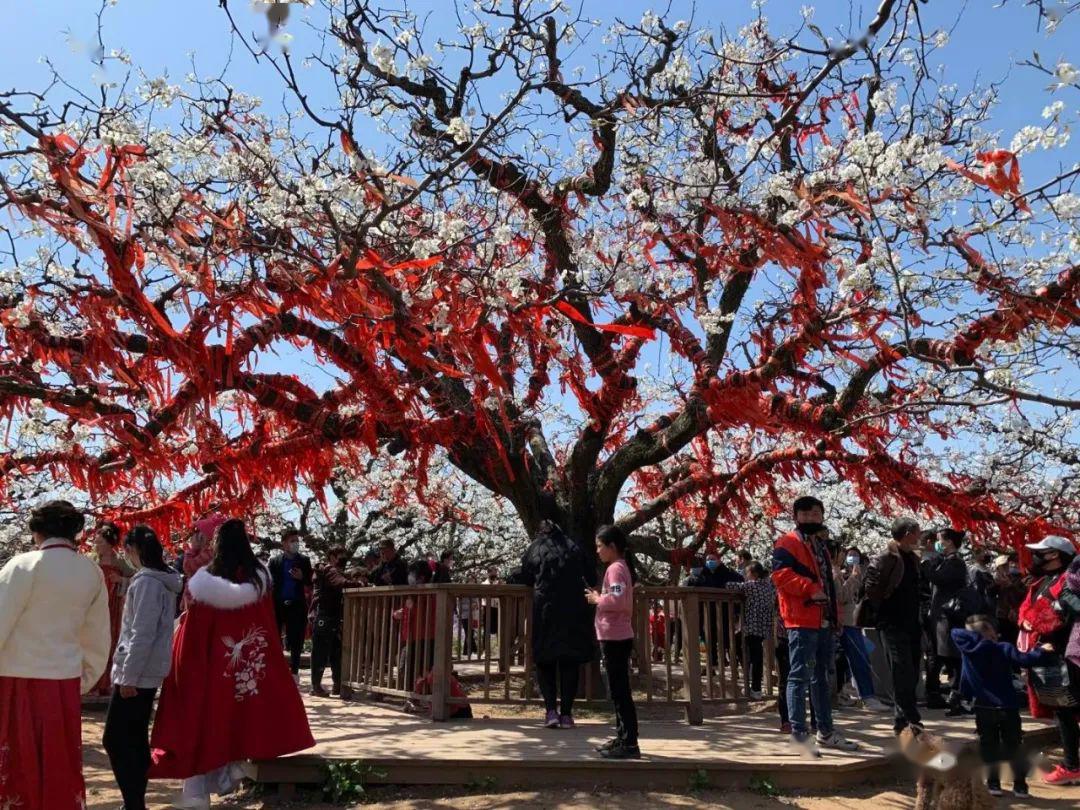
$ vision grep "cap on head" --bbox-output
[1025,535,1076,556]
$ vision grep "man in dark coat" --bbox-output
[509,520,597,728]
[269,528,314,677]
[686,549,744,666]
[862,516,925,735]
[926,528,969,712]
[310,545,360,696]
[372,538,409,586]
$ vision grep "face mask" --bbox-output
[1008,567,1021,577]
[797,522,824,536]
[845,554,859,567]
[705,559,720,571]
[934,540,947,554]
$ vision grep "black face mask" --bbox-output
[1030,554,1056,575]
[797,522,825,537]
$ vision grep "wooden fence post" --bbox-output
[681,592,703,725]
[431,589,451,722]
[340,591,356,695]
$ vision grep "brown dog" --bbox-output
[897,727,995,810]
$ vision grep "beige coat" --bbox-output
[0,538,111,692]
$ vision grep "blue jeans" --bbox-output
[840,626,876,698]
[787,627,834,737]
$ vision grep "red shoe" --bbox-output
[1043,764,1080,786]
[780,722,792,734]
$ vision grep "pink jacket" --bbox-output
[595,559,634,641]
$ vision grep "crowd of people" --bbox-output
[1,493,1079,807]
[0,502,313,810]
[775,495,1080,795]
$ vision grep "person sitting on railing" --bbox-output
[508,502,597,731]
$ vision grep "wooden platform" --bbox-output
[246,696,1060,791]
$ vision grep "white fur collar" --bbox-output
[188,566,270,609]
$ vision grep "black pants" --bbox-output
[882,627,923,732]
[975,706,1028,785]
[536,658,579,716]
[747,634,764,692]
[102,686,157,810]
[602,639,639,745]
[1057,708,1080,771]
[311,617,342,690]
[276,599,308,674]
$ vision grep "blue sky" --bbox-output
[3,1,1073,157]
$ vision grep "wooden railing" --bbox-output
[341,583,774,723]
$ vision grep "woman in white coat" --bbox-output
[0,499,111,810]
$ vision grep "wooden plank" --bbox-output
[680,593,703,725]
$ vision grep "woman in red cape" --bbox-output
[150,519,313,807]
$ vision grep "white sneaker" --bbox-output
[748,689,763,700]
[862,697,890,712]
[816,731,860,751]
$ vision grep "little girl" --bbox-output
[103,525,182,810]
[586,525,640,759]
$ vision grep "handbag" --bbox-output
[1029,655,1079,708]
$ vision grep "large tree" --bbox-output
[1,1,1077,558]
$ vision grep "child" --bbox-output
[733,562,777,699]
[586,525,640,759]
[648,601,667,662]
[951,615,1052,798]
[103,525,182,810]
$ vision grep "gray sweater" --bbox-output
[111,567,182,689]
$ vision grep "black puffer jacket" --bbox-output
[509,522,597,665]
[927,552,969,658]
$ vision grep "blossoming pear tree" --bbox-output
[1,0,1077,562]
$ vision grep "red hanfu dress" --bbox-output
[92,558,130,695]
[149,566,314,782]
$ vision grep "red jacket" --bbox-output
[1017,572,1069,719]
[771,530,829,630]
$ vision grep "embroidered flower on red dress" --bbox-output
[222,625,269,702]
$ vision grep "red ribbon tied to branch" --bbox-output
[552,300,655,339]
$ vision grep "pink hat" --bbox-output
[194,513,226,540]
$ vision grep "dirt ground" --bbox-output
[82,710,1079,809]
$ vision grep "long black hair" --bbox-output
[208,518,266,593]
[123,524,169,572]
[596,524,638,584]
